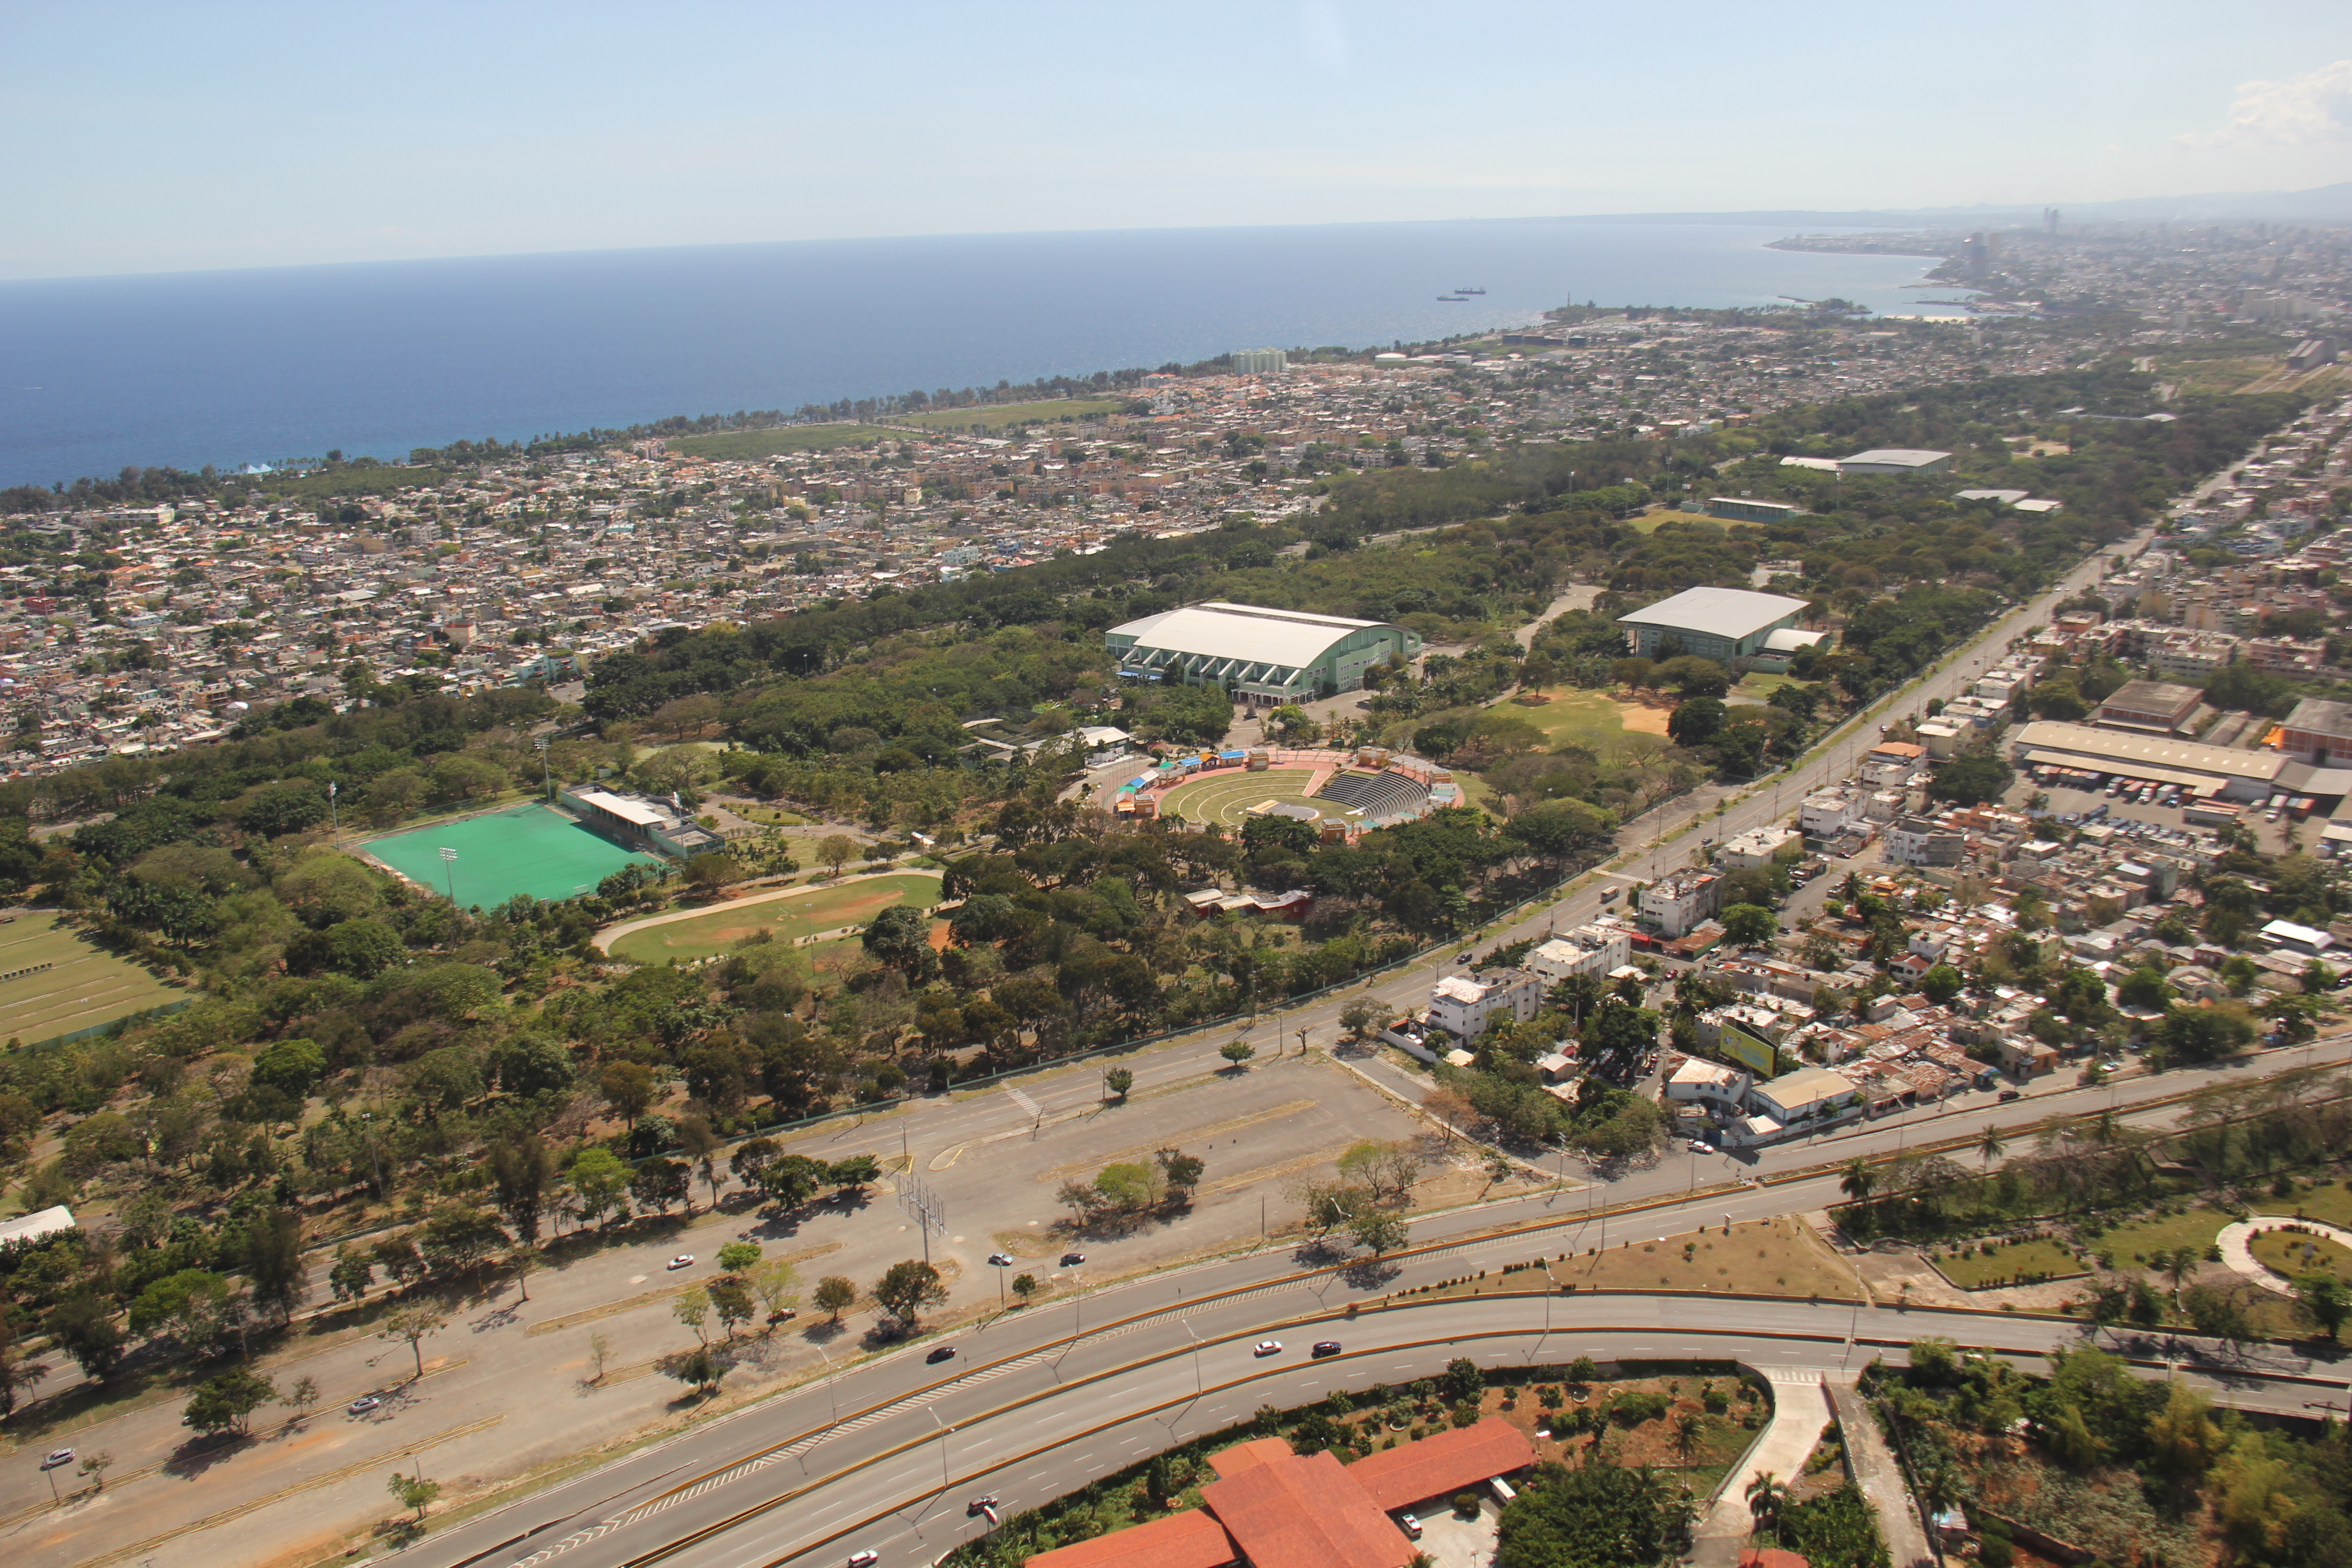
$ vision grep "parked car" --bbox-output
[666,1254,695,1270]
[1399,1512,1423,1539]
[1060,1252,1087,1266]
[1997,1088,2021,1102]
[987,1253,1013,1266]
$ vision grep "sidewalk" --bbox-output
[2215,1217,2352,1298]
[1828,1382,1936,1568]
[1690,1367,1839,1567]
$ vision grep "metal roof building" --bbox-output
[2010,719,2289,801]
[1616,586,1811,662]
[1838,447,1953,476]
[1105,601,1421,706]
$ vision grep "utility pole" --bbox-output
[438,845,458,907]
[328,780,338,847]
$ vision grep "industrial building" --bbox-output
[1837,447,1953,476]
[1105,602,1421,706]
[2093,680,2205,736]
[2009,720,2289,801]
[1616,586,1818,664]
[2276,697,2352,765]
[1705,496,1804,524]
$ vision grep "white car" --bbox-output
[1400,1511,1424,1539]
[1252,1340,1283,1357]
[847,1554,879,1568]
[666,1254,696,1270]
[347,1396,382,1415]
[40,1449,73,1470]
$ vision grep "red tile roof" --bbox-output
[1346,1418,1535,1513]
[1024,1508,1236,1568]
[1199,1449,1416,1568]
[1208,1436,1298,1479]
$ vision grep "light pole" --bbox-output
[438,845,458,907]
[328,779,338,847]
[535,736,551,802]
[1181,1318,1203,1393]
[359,1111,384,1200]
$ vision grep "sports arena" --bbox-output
[1121,747,1456,839]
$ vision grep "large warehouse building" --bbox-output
[2009,720,2290,801]
[1105,601,1422,706]
[1616,586,1819,664]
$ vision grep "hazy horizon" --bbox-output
[4,0,2348,283]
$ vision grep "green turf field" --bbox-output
[604,873,941,963]
[0,914,187,1045]
[364,804,663,908]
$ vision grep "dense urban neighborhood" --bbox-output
[5,216,2352,1568]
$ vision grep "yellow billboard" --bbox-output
[1717,1025,1778,1078]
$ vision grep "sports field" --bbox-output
[603,873,941,963]
[364,804,663,908]
[1156,768,1359,830]
[0,913,186,1045]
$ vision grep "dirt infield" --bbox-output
[1156,769,1324,828]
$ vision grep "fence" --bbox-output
[22,997,193,1053]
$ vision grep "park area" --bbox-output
[363,804,663,908]
[1155,768,1358,831]
[603,872,941,963]
[1514,687,1673,747]
[0,913,187,1046]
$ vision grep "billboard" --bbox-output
[1716,1025,1779,1078]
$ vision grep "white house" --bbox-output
[1638,871,1724,939]
[1717,825,1801,870]
[1666,1058,1750,1114]
[1527,923,1632,983]
[1800,785,1866,838]
[1428,968,1545,1039]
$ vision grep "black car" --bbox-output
[1310,1341,1343,1358]
[1060,1252,1087,1266]
[1997,1088,2021,1102]
[926,1346,957,1363]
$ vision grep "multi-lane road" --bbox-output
[399,514,2300,1568]
[405,1038,2352,1568]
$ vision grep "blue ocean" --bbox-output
[0,220,1952,488]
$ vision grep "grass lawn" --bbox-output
[2249,1228,2352,1284]
[2254,1181,2352,1228]
[894,397,1128,432]
[1410,1215,1857,1301]
[665,425,900,461]
[1511,686,1673,751]
[2095,1203,2235,1267]
[1929,1237,2087,1290]
[1736,671,1800,701]
[0,913,186,1046]
[605,872,940,963]
[2153,354,2282,397]
[1158,769,1334,828]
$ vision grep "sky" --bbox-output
[3,0,2350,281]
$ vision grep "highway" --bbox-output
[401,514,2316,1568]
[402,1033,2352,1568]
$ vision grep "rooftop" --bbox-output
[1839,447,1953,468]
[1107,601,1395,667]
[1025,1509,1236,1568]
[1617,587,1810,641]
[2283,696,2352,736]
[2013,720,2290,784]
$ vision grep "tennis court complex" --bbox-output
[364,804,663,907]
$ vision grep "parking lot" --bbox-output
[2007,768,2312,859]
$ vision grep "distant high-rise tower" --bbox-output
[1229,347,1287,374]
[2043,207,2059,235]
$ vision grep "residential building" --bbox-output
[1717,824,1801,869]
[1638,870,1724,939]
[1427,968,1544,1039]
[1526,924,1631,982]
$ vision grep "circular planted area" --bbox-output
[1157,769,1349,829]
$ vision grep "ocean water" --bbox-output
[0,220,1953,488]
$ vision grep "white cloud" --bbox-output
[2185,59,2352,146]
[1298,0,1349,76]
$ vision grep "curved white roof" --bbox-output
[1109,601,1392,666]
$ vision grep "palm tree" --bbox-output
[1744,1470,1788,1541]
[2155,1245,2198,1303]
[1672,1411,1702,1467]
[1839,1158,1876,1205]
[1976,1123,2007,1173]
